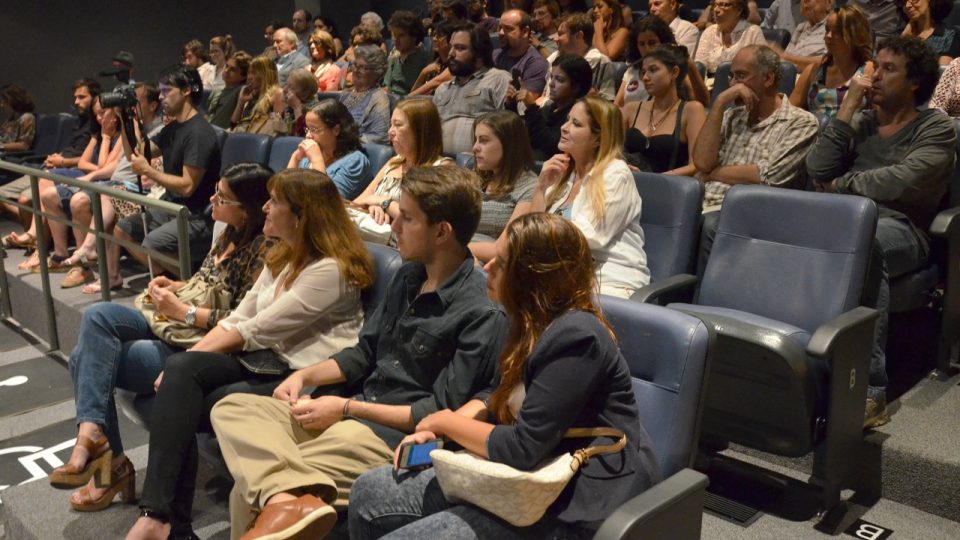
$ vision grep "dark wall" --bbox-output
[0,0,293,114]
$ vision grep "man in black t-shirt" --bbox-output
[116,65,221,275]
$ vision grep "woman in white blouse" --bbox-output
[124,168,375,540]
[531,96,650,298]
[694,0,766,76]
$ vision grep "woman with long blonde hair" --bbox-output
[124,169,373,540]
[349,213,661,538]
[532,96,650,298]
[230,55,286,135]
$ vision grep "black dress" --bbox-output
[623,100,688,173]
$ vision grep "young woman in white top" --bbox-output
[531,96,650,298]
[125,168,374,540]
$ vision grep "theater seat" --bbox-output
[363,143,395,176]
[220,133,272,173]
[268,136,303,173]
[762,28,790,49]
[363,242,403,314]
[455,152,475,169]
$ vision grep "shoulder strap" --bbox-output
[563,427,628,466]
[667,101,686,171]
[631,99,646,127]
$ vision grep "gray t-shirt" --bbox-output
[475,169,537,238]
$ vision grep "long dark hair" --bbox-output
[311,99,362,160]
[488,213,614,424]
[214,163,273,256]
[626,16,676,64]
[643,44,691,100]
[473,110,534,198]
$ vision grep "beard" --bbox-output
[449,59,475,77]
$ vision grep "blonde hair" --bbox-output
[246,56,281,119]
[547,96,624,222]
[309,29,337,60]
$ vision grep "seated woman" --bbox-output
[308,29,344,92]
[315,16,345,58]
[932,55,960,115]
[349,212,662,539]
[124,168,374,539]
[533,96,651,298]
[511,54,592,161]
[902,0,959,64]
[287,99,372,198]
[410,20,455,96]
[593,0,631,61]
[0,84,36,154]
[622,44,706,175]
[351,98,452,245]
[791,5,874,119]
[340,24,386,87]
[282,68,319,137]
[230,55,286,136]
[340,45,391,145]
[206,52,251,130]
[47,163,272,514]
[467,111,538,262]
[616,17,710,108]
[694,0,766,77]
[205,35,236,93]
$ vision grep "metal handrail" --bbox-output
[0,159,195,351]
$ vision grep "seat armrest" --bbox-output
[593,469,708,540]
[631,274,698,305]
[806,306,878,361]
[930,207,960,239]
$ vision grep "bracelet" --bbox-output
[342,398,352,418]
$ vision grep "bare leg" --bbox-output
[69,192,92,248]
[39,185,70,258]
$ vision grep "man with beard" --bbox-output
[433,22,511,154]
[115,65,221,276]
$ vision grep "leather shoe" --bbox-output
[240,494,336,540]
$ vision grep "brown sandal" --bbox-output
[1,231,35,250]
[49,435,112,489]
[69,456,136,512]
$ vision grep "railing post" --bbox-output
[89,191,111,303]
[28,174,59,351]
[0,243,11,318]
[176,208,192,279]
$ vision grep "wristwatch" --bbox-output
[380,199,391,212]
[184,305,198,327]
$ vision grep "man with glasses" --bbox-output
[530,0,560,58]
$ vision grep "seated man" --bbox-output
[273,27,311,86]
[541,13,619,103]
[495,9,550,99]
[434,22,511,154]
[383,11,433,95]
[530,0,561,58]
[807,36,955,427]
[116,65,221,276]
[210,165,507,538]
[770,0,830,71]
[761,0,804,32]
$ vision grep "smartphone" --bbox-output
[511,71,521,90]
[397,439,444,470]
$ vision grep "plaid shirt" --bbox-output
[704,96,818,208]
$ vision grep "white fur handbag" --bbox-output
[430,427,627,527]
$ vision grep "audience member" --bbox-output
[791,5,874,118]
[283,68,319,136]
[514,53,592,160]
[694,45,818,210]
[807,36,955,427]
[696,0,762,30]
[532,96,651,298]
[308,30,343,92]
[770,0,831,70]
[116,65,222,276]
[261,19,284,61]
[410,20,455,95]
[288,100,372,198]
[47,163,272,514]
[496,9,551,98]
[340,45,392,145]
[849,0,905,43]
[617,16,710,107]
[351,99,453,244]
[205,35,236,93]
[292,8,313,57]
[206,51,250,129]
[340,26,387,86]
[762,0,805,31]
[901,0,959,63]
[361,11,386,34]
[349,212,661,539]
[442,0,470,25]
[434,23,511,154]
[125,168,374,540]
[314,16,345,57]
[273,27,311,86]
[231,56,286,136]
[469,0,501,32]
[542,13,619,102]
[531,0,561,58]
[623,44,707,175]
[210,166,507,539]
[182,40,213,89]
[593,0,631,61]
[650,0,701,57]
[467,111,538,261]
[383,11,433,95]
[0,84,36,153]
[695,0,767,76]
[559,0,590,16]
[931,56,960,114]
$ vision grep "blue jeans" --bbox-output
[348,465,594,540]
[69,302,178,454]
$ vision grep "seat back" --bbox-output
[606,61,629,90]
[455,152,475,169]
[633,173,703,281]
[363,143,396,176]
[220,133,272,173]
[317,91,343,103]
[710,62,732,102]
[762,28,791,49]
[778,62,798,95]
[32,114,63,156]
[268,136,303,173]
[363,243,403,314]
[700,185,877,333]
[600,297,712,476]
[54,114,79,152]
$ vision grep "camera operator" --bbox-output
[115,65,222,277]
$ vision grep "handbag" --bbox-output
[430,427,627,527]
[134,277,232,348]
[234,348,289,376]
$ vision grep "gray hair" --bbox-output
[276,27,299,47]
[354,44,388,75]
[748,45,782,89]
[361,11,385,31]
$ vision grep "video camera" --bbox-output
[99,83,138,110]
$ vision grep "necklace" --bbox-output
[342,88,373,109]
[645,98,680,149]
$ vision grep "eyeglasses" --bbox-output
[728,70,756,83]
[349,63,378,73]
[305,125,325,135]
[214,186,243,206]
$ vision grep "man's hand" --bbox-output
[846,74,872,106]
[290,395,346,432]
[130,151,152,176]
[716,83,759,113]
[44,153,64,168]
[273,371,306,404]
